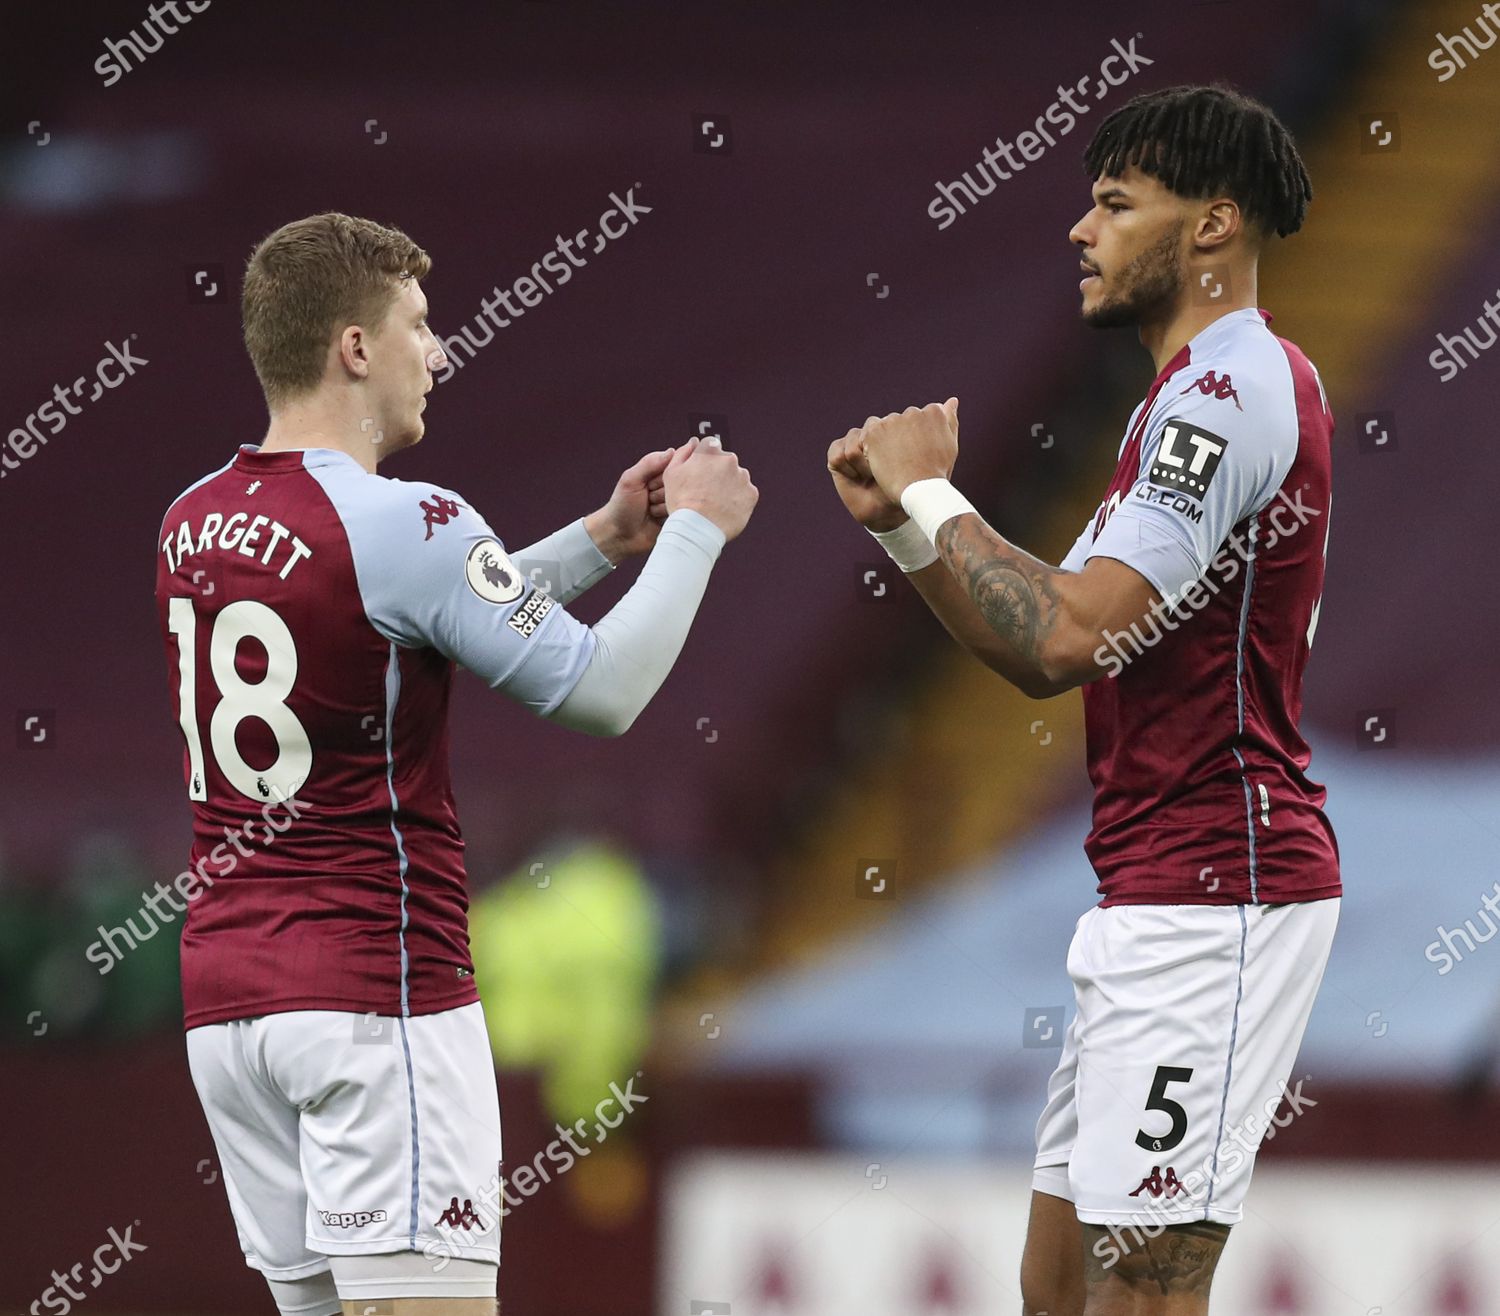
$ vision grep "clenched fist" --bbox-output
[664,436,759,542]
[826,429,907,532]
[860,397,960,503]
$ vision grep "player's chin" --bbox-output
[377,424,423,459]
[1081,296,1134,330]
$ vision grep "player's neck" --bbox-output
[1140,274,1259,376]
[259,405,380,474]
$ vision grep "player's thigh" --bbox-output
[1019,1189,1084,1316]
[1080,1218,1229,1313]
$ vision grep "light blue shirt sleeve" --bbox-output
[509,518,614,604]
[343,479,597,715]
[1058,515,1097,574]
[548,509,726,736]
[1085,370,1299,602]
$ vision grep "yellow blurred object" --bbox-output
[566,1138,651,1230]
[469,838,662,1127]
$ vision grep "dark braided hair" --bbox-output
[1082,83,1312,238]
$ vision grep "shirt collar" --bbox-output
[235,444,366,472]
[1150,307,1270,390]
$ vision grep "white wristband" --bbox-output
[869,518,940,573]
[900,478,977,544]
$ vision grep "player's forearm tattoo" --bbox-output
[1081,1221,1228,1297]
[934,516,1065,670]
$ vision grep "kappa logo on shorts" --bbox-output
[1147,419,1228,501]
[506,587,555,638]
[318,1208,389,1228]
[1127,1165,1188,1199]
[436,1196,485,1230]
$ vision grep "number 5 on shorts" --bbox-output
[1135,1064,1194,1152]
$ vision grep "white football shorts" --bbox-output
[186,1000,502,1299]
[1032,898,1339,1227]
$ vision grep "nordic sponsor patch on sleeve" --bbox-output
[465,539,525,604]
[507,587,556,638]
[1147,419,1228,501]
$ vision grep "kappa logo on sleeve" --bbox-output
[1178,370,1242,410]
[507,587,556,638]
[465,539,525,604]
[1147,419,1228,501]
[420,493,464,540]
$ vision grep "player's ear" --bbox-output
[1195,198,1240,252]
[338,324,371,380]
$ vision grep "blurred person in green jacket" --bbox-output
[469,837,662,1128]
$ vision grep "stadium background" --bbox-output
[3,0,1500,1311]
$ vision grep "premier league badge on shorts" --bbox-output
[465,538,525,604]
